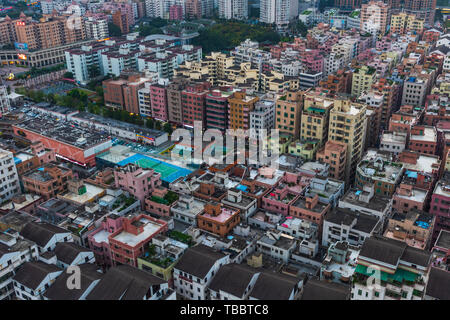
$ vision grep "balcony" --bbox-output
[386,283,401,294]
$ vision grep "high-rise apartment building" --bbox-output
[0,149,20,201]
[0,12,87,50]
[185,0,202,19]
[205,88,234,132]
[404,0,436,25]
[316,141,348,181]
[228,91,259,130]
[112,10,130,34]
[329,99,367,186]
[334,0,361,11]
[249,99,276,139]
[275,91,303,139]
[300,92,334,147]
[352,65,377,97]
[360,1,391,35]
[371,78,401,131]
[0,86,10,116]
[219,0,248,20]
[85,15,109,40]
[390,12,424,35]
[182,81,211,128]
[260,0,298,33]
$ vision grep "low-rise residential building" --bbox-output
[352,235,431,300]
[338,185,392,222]
[256,229,297,263]
[429,179,450,243]
[19,222,73,253]
[87,214,123,269]
[380,131,408,155]
[173,244,229,300]
[53,242,95,268]
[289,194,331,234]
[0,231,39,300]
[197,202,240,237]
[322,208,382,247]
[43,263,102,300]
[137,234,187,286]
[392,183,429,214]
[221,188,257,223]
[13,261,62,300]
[109,214,168,267]
[304,176,345,207]
[86,264,175,300]
[355,149,404,197]
[22,164,73,201]
[114,164,161,206]
[384,210,435,250]
[408,125,438,156]
[261,182,301,215]
[321,241,359,284]
[145,188,179,217]
[171,195,206,226]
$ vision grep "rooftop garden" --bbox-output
[149,190,179,206]
[141,244,175,268]
[168,230,193,246]
[349,11,360,18]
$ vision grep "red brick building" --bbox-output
[181,81,210,127]
[197,202,240,237]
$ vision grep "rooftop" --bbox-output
[59,183,105,205]
[15,116,111,149]
[112,217,165,247]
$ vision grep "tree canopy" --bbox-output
[192,21,281,53]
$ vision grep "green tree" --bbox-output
[63,72,74,79]
[88,65,100,79]
[163,122,173,135]
[146,118,155,129]
[108,22,122,36]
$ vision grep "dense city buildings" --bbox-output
[0,0,449,303]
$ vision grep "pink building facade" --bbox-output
[114,164,161,206]
[144,187,178,217]
[429,181,450,242]
[261,183,301,215]
[301,49,324,73]
[393,184,429,214]
[87,214,123,269]
[150,84,168,121]
[169,5,183,20]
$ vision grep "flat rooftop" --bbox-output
[113,217,164,247]
[434,181,450,198]
[201,206,238,223]
[358,150,403,183]
[92,229,110,244]
[340,188,390,212]
[73,112,167,139]
[395,187,427,203]
[410,127,437,143]
[291,197,328,213]
[0,194,41,211]
[16,116,111,149]
[59,183,105,205]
